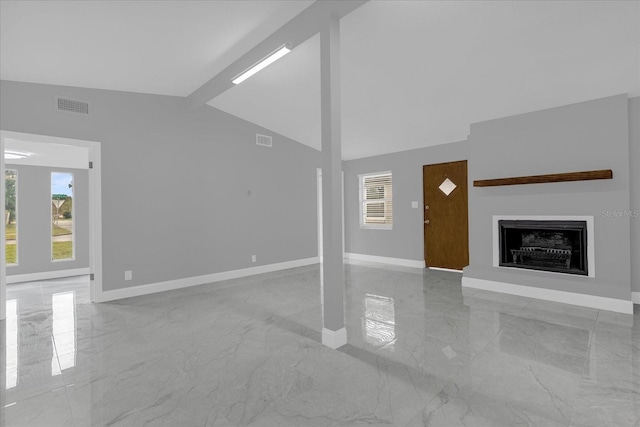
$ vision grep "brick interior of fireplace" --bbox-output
[499,220,588,276]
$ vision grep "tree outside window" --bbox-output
[5,169,17,264]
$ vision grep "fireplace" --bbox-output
[498,220,588,276]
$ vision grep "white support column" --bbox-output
[320,12,347,349]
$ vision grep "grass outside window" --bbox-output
[53,241,73,260]
[6,223,16,240]
[6,244,16,264]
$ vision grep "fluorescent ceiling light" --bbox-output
[4,150,31,160]
[232,44,292,85]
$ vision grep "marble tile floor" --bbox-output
[1,265,639,427]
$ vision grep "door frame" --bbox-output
[422,159,469,271]
[1,131,103,320]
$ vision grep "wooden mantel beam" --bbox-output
[473,169,613,187]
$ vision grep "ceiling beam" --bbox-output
[186,0,367,109]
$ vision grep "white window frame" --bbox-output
[51,171,76,262]
[359,171,393,230]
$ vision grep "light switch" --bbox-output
[411,201,419,209]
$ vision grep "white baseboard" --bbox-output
[462,276,633,314]
[322,327,347,349]
[345,253,425,269]
[7,268,91,284]
[632,292,640,305]
[97,257,319,303]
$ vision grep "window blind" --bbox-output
[361,173,392,226]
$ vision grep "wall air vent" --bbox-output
[256,134,272,147]
[56,97,89,115]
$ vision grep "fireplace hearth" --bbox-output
[499,220,588,275]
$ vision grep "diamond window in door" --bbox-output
[439,178,457,196]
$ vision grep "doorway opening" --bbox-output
[1,131,102,321]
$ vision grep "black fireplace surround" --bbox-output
[499,220,588,276]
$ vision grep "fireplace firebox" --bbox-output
[498,220,588,276]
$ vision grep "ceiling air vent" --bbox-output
[56,97,89,115]
[256,133,272,147]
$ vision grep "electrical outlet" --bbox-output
[411,201,419,208]
[251,255,257,263]
[125,270,133,281]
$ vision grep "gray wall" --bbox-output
[336,94,637,301]
[630,97,640,294]
[0,80,320,292]
[343,140,468,261]
[5,165,90,275]
[464,94,631,301]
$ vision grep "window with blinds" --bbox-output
[359,172,392,229]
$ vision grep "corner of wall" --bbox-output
[628,96,640,293]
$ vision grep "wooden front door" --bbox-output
[423,160,469,270]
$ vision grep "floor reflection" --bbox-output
[6,299,17,389]
[51,291,77,375]
[462,289,638,426]
[363,293,396,350]
[3,276,86,396]
[1,268,638,426]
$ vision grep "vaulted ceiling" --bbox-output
[0,0,313,95]
[2,1,639,160]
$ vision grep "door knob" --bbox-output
[424,220,430,224]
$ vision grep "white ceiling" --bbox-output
[5,139,89,169]
[0,0,313,96]
[2,1,639,160]
[210,0,640,159]
[210,32,322,154]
